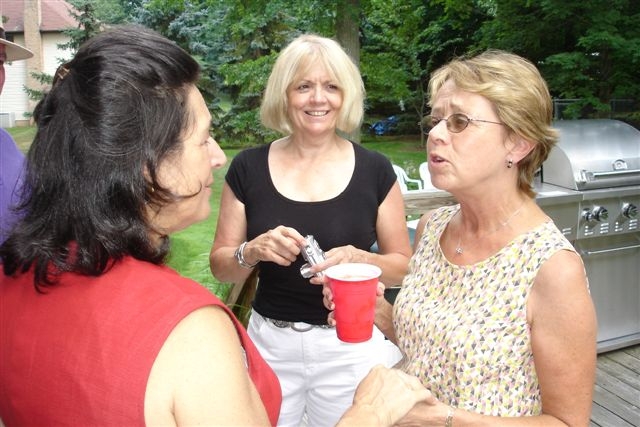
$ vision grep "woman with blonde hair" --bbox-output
[210,34,411,427]
[325,49,597,426]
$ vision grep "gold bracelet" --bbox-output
[445,407,455,427]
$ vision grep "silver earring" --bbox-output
[507,159,513,168]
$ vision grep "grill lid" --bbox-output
[541,119,640,190]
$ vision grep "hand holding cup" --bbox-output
[324,263,382,343]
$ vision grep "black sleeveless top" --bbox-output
[226,141,396,324]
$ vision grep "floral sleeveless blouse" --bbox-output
[394,205,576,416]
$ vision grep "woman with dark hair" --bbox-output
[0,25,281,425]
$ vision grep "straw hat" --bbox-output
[0,22,34,62]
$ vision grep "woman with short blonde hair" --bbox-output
[261,34,365,135]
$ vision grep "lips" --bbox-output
[430,153,447,163]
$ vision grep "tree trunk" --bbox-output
[335,0,361,143]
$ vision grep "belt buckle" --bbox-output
[271,319,290,328]
[290,322,314,332]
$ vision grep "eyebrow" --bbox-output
[431,100,465,115]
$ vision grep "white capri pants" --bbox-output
[248,310,402,427]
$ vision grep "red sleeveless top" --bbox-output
[0,257,281,425]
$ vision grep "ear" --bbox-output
[508,134,535,163]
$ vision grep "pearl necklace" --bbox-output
[455,201,526,255]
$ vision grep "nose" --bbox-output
[311,86,325,102]
[208,136,227,169]
[428,119,448,145]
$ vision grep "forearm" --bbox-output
[209,245,256,285]
[374,296,397,344]
[361,251,410,287]
[398,404,571,427]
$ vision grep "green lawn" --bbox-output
[6,126,426,300]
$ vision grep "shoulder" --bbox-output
[226,144,272,194]
[145,305,271,425]
[230,144,270,166]
[421,205,457,225]
[0,127,14,141]
[111,257,219,302]
[352,141,391,165]
[351,142,395,190]
[0,130,25,162]
[414,205,457,243]
[535,249,587,294]
[529,248,593,325]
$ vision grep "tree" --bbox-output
[25,0,108,108]
[136,0,338,145]
[132,0,639,139]
[360,0,490,138]
[336,0,362,141]
[479,0,640,120]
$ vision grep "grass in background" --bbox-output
[6,126,426,300]
[6,126,35,152]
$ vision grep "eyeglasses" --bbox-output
[421,113,504,134]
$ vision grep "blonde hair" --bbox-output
[260,34,365,134]
[428,49,558,197]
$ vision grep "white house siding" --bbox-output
[0,33,73,127]
[1,34,30,126]
[42,33,74,75]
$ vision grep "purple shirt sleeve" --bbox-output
[0,128,25,243]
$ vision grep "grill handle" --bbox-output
[582,243,640,256]
[590,168,640,178]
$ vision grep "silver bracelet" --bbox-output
[445,407,455,427]
[234,241,258,269]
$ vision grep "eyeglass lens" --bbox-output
[421,114,469,134]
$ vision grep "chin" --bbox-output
[194,206,212,223]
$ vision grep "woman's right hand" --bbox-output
[337,365,434,427]
[243,225,306,267]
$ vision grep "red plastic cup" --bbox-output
[325,263,381,343]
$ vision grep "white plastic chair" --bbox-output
[392,164,423,192]
[418,162,436,190]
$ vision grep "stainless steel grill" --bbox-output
[536,119,640,352]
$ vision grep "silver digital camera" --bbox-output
[299,235,325,278]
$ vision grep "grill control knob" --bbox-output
[592,206,608,221]
[622,203,638,219]
[582,209,595,223]
[583,206,608,223]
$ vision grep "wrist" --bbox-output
[337,403,383,427]
[445,406,455,427]
[234,241,258,269]
[363,249,373,265]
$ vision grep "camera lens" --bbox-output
[300,263,314,278]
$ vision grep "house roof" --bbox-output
[1,0,77,33]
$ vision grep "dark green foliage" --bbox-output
[24,0,640,136]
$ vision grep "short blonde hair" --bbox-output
[260,34,365,135]
[428,49,558,197]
